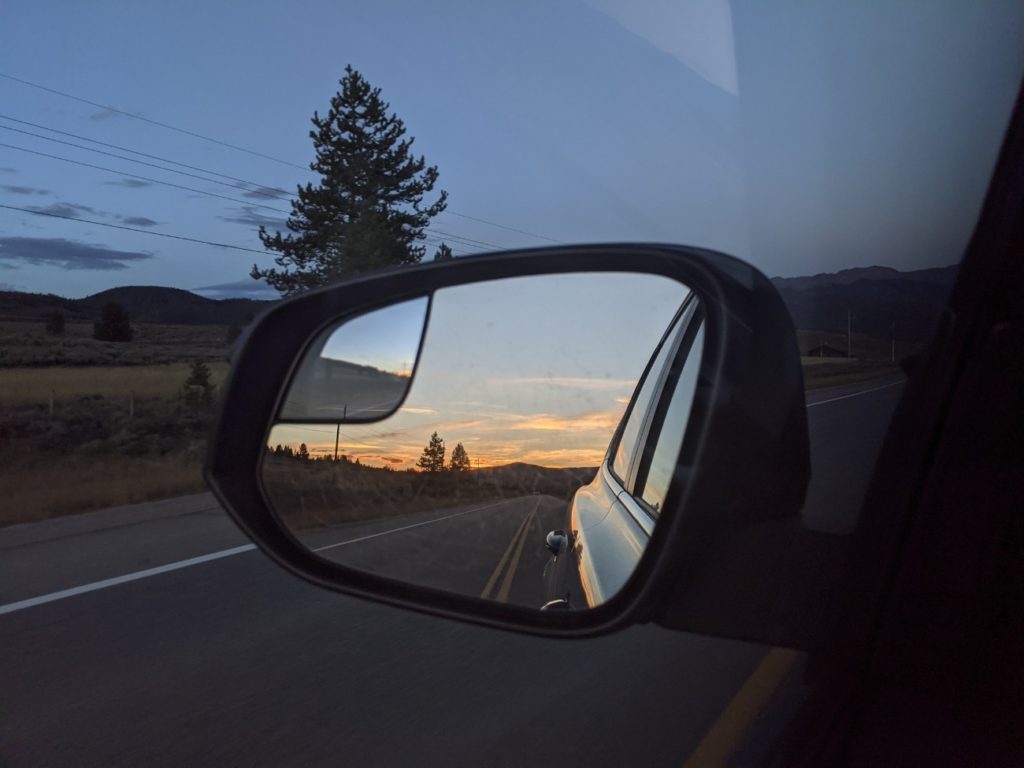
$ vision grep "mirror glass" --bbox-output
[263,272,704,611]
[278,297,428,422]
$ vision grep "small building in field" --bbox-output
[805,343,848,358]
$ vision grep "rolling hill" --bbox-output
[0,286,274,325]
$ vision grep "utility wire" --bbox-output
[0,113,290,194]
[444,211,563,243]
[0,72,307,171]
[0,142,292,215]
[0,125,491,250]
[0,123,290,198]
[0,203,268,254]
[0,74,561,243]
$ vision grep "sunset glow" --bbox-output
[268,272,690,470]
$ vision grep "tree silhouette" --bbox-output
[45,310,65,336]
[449,442,471,472]
[433,242,454,261]
[298,443,310,460]
[416,431,446,473]
[93,302,133,342]
[252,65,447,295]
[182,360,215,405]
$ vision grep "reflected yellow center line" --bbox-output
[683,647,800,767]
[480,501,537,601]
[496,502,539,603]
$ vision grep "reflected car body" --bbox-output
[553,294,705,608]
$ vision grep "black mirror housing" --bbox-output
[205,244,811,644]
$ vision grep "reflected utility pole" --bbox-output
[847,309,852,359]
[334,424,340,462]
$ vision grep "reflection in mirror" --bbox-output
[278,297,428,422]
[262,272,704,612]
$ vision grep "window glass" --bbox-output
[638,322,705,515]
[610,310,688,486]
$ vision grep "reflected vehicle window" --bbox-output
[636,322,705,515]
[611,301,693,488]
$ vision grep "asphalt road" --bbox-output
[295,495,569,608]
[0,377,905,767]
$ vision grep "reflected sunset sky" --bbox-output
[269,271,689,469]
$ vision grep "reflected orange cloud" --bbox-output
[505,411,621,432]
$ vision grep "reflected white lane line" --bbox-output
[806,379,904,408]
[313,499,514,553]
[0,499,523,616]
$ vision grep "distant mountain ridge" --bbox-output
[0,263,959,339]
[0,285,275,325]
[770,264,958,342]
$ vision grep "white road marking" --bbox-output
[806,379,904,408]
[0,499,517,615]
[313,499,513,552]
[3,379,903,617]
[0,544,256,616]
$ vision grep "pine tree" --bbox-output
[416,431,446,473]
[45,310,65,336]
[251,65,447,295]
[449,442,471,472]
[433,242,454,261]
[298,443,310,460]
[93,302,133,342]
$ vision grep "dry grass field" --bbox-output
[0,362,231,404]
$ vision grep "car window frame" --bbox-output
[632,310,706,517]
[606,293,700,496]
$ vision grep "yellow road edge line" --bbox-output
[480,507,533,600]
[683,647,801,767]
[496,504,538,603]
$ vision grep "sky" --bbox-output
[268,273,689,469]
[2,1,1023,298]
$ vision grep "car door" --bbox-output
[568,295,705,607]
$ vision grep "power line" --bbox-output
[0,113,291,194]
[0,123,493,250]
[2,141,490,253]
[0,203,268,254]
[0,125,507,250]
[0,142,292,215]
[444,211,563,243]
[0,71,308,171]
[0,74,562,243]
[0,122,291,199]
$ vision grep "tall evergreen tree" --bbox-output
[45,309,65,336]
[93,302,133,342]
[416,431,446,473]
[252,65,447,295]
[449,442,471,472]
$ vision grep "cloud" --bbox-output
[89,108,121,121]
[502,376,638,391]
[504,411,622,432]
[0,280,25,291]
[29,202,98,218]
[0,167,17,174]
[1,184,49,196]
[0,237,153,271]
[218,205,289,231]
[104,178,152,189]
[243,186,290,200]
[193,279,280,300]
[119,216,160,227]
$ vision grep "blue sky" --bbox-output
[1,1,1023,298]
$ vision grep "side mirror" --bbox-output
[206,245,812,644]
